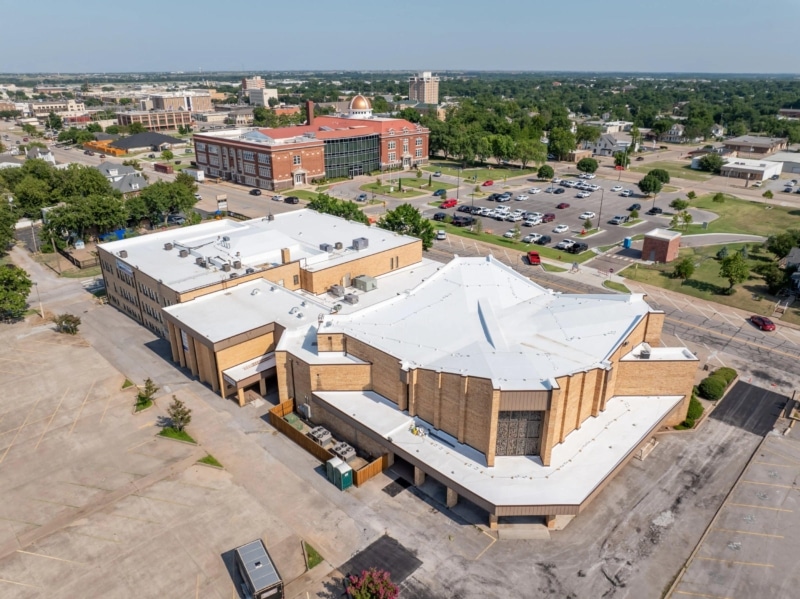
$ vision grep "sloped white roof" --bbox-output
[322,256,654,390]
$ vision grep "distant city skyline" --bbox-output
[3,0,799,74]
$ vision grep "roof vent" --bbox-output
[222,263,231,272]
[222,236,230,242]
[268,213,275,221]
[179,249,189,258]
[640,343,652,359]
[245,267,255,274]
[320,243,333,252]
[229,273,238,279]
[251,289,260,296]
[334,241,344,250]
[233,260,242,269]
[164,243,173,251]
[118,250,128,258]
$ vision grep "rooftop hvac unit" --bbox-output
[229,273,238,279]
[352,237,369,251]
[179,249,189,258]
[195,257,204,265]
[164,243,173,251]
[353,275,377,292]
[640,343,652,360]
[222,263,231,272]
[343,293,359,305]
[245,268,255,274]
[309,426,332,446]
[118,250,128,258]
[332,442,356,462]
[320,243,333,252]
[233,260,242,269]
[334,241,344,250]
[329,285,345,298]
[298,403,312,420]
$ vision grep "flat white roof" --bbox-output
[313,390,683,508]
[645,228,681,241]
[322,256,667,390]
[223,354,276,384]
[100,210,418,294]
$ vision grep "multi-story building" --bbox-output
[241,76,265,99]
[193,96,429,190]
[150,91,213,113]
[117,110,193,132]
[97,210,697,529]
[408,71,440,104]
[249,88,279,106]
[723,135,789,157]
[29,99,86,116]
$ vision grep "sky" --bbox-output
[3,0,799,74]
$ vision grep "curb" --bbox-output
[155,432,198,446]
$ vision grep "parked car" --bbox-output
[99,153,106,159]
[284,196,300,204]
[553,224,570,234]
[167,213,186,225]
[636,156,645,161]
[526,250,542,264]
[542,213,556,223]
[506,213,524,222]
[784,187,794,193]
[432,212,447,221]
[457,205,472,213]
[553,188,565,195]
[502,229,517,239]
[753,181,763,188]
[609,215,629,225]
[545,186,557,193]
[524,217,541,227]
[579,211,596,220]
[497,193,512,202]
[272,194,284,202]
[646,207,663,215]
[620,189,633,197]
[528,187,541,194]
[771,174,780,180]
[552,177,562,183]
[356,193,368,201]
[22,137,29,142]
[555,238,575,249]
[515,194,529,201]
[611,185,623,192]
[556,202,570,209]
[250,189,262,196]
[452,215,475,227]
[441,199,458,209]
[750,315,776,331]
[469,206,483,215]
[576,191,591,199]
[84,150,95,156]
[534,235,552,245]
[148,153,156,158]
[567,242,589,254]
[482,180,494,186]
[433,188,447,197]
[433,171,442,177]
[523,233,542,244]
[627,203,642,211]
[436,230,447,240]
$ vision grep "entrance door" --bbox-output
[294,172,305,185]
[402,157,411,168]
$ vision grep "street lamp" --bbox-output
[456,168,461,201]
[33,282,44,318]
[597,188,605,230]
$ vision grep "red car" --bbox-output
[440,198,458,209]
[750,315,776,331]
[541,213,556,223]
[556,202,570,209]
[482,180,494,187]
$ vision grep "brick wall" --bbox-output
[344,336,404,405]
[307,398,387,460]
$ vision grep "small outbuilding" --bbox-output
[233,539,283,599]
[642,228,681,263]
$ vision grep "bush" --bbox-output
[346,568,399,599]
[687,395,704,420]
[698,376,727,401]
[712,367,738,386]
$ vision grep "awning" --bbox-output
[222,353,276,386]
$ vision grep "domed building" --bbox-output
[348,94,373,119]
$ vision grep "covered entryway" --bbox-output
[222,353,276,406]
[293,170,306,185]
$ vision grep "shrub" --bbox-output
[346,568,399,599]
[687,395,704,420]
[53,313,81,335]
[713,367,738,386]
[698,375,727,401]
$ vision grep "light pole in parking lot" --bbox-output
[456,168,461,201]
[597,188,605,230]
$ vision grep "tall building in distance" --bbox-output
[408,71,440,104]
[241,76,265,99]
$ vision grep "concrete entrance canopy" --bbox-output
[223,353,276,387]
[312,390,683,515]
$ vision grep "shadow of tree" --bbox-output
[318,575,348,599]
[682,278,725,295]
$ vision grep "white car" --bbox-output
[515,194,529,201]
[528,187,542,194]
[552,177,562,183]
[620,189,633,197]
[479,207,493,216]
[506,213,524,222]
[272,194,284,202]
[611,185,623,192]
[523,217,541,227]
[545,186,557,193]
[553,224,569,234]
[436,230,447,240]
[503,229,517,239]
[556,238,576,249]
[523,233,543,243]
[564,180,578,188]
[579,211,596,220]
[584,173,596,179]
[576,191,591,199]
[527,212,544,219]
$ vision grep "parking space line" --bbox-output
[126,439,153,452]
[0,577,42,589]
[696,556,773,568]
[35,387,69,449]
[674,591,733,599]
[741,479,796,489]
[69,379,96,434]
[753,461,796,467]
[30,498,81,509]
[16,549,86,565]
[0,395,44,465]
[59,480,115,492]
[760,446,800,465]
[665,318,800,361]
[133,493,193,508]
[728,503,792,512]
[712,528,783,539]
[138,421,156,429]
[0,515,41,527]
[473,529,497,561]
[110,513,160,525]
[70,531,120,544]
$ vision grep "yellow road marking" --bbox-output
[132,494,193,508]
[35,387,69,449]
[0,395,44,465]
[474,529,497,561]
[0,515,41,527]
[69,531,120,543]
[759,447,800,465]
[728,503,792,512]
[741,480,796,490]
[16,550,86,565]
[674,591,733,599]
[138,421,156,429]
[696,556,773,568]
[69,379,96,434]
[753,461,796,467]
[0,577,42,589]
[712,528,784,539]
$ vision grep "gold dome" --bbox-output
[350,95,371,110]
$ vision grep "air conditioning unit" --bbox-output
[320,243,333,252]
[298,403,312,420]
[352,237,369,251]
[118,250,128,258]
[334,241,344,250]
[640,343,652,360]
[309,425,332,446]
[353,275,377,292]
[229,273,238,279]
[343,293,359,305]
[245,268,255,274]
[233,260,242,269]
[329,285,345,298]
[222,263,231,272]
[164,243,173,251]
[332,442,356,462]
[178,249,189,258]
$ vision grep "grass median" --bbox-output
[630,160,711,182]
[678,193,797,237]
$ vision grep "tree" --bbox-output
[346,568,399,599]
[0,200,15,255]
[686,191,697,200]
[136,377,159,408]
[490,134,514,165]
[161,149,174,161]
[56,163,114,198]
[128,122,146,134]
[583,218,593,230]
[167,395,192,431]
[547,128,576,161]
[637,175,663,199]
[719,252,749,292]
[307,194,368,224]
[515,138,546,169]
[712,192,725,203]
[13,176,52,217]
[697,153,724,173]
[44,194,128,243]
[22,123,38,137]
[85,122,102,133]
[268,96,279,108]
[647,168,670,184]
[762,190,774,202]
[670,199,689,211]
[630,208,639,220]
[0,265,32,321]
[575,124,601,145]
[576,157,599,174]
[716,246,729,260]
[652,119,673,140]
[613,151,630,169]
[475,135,492,165]
[46,111,63,131]
[174,172,198,193]
[673,256,695,280]
[138,180,198,226]
[766,230,800,259]
[104,125,120,135]
[679,210,693,231]
[53,313,81,334]
[377,204,435,250]
[537,165,554,180]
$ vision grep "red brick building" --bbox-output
[642,229,681,263]
[192,96,429,191]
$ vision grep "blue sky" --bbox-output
[4,0,799,73]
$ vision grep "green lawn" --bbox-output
[422,160,538,183]
[303,541,324,570]
[542,263,567,272]
[289,190,320,201]
[61,265,102,279]
[122,379,134,389]
[630,160,712,182]
[359,182,426,199]
[435,222,595,263]
[159,427,196,444]
[603,280,631,294]
[393,176,456,191]
[134,398,153,412]
[623,243,780,315]
[680,193,800,237]
[198,454,223,468]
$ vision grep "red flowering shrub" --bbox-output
[346,568,399,599]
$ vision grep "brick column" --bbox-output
[413,466,425,486]
[446,487,458,508]
[545,515,557,530]
[488,513,498,530]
